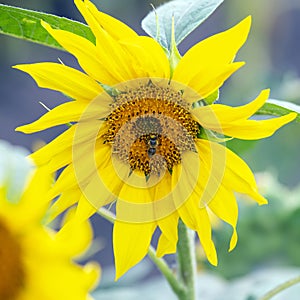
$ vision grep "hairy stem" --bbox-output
[148,246,185,296]
[176,219,197,300]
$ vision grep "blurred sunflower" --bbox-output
[0,164,100,299]
[15,0,296,279]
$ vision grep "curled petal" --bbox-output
[193,89,297,139]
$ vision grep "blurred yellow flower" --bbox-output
[0,165,100,299]
[15,0,296,279]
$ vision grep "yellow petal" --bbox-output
[75,0,137,41]
[27,126,75,166]
[177,195,217,265]
[195,209,218,266]
[193,89,270,124]
[192,140,227,208]
[144,173,180,222]
[157,211,179,241]
[16,102,84,133]
[219,112,297,140]
[13,63,102,101]
[75,194,97,223]
[208,186,238,251]
[48,164,79,199]
[16,98,111,134]
[82,262,101,292]
[147,172,173,202]
[116,181,155,223]
[156,233,176,258]
[48,147,72,173]
[19,166,53,224]
[197,139,267,205]
[95,31,135,82]
[74,144,125,213]
[28,120,103,167]
[26,254,99,300]
[74,0,139,81]
[120,36,170,78]
[173,16,251,84]
[193,89,297,139]
[49,139,108,199]
[113,219,156,279]
[79,169,121,213]
[171,151,202,213]
[59,2,136,83]
[41,21,119,85]
[47,188,80,222]
[156,211,179,257]
[55,207,93,257]
[223,146,268,205]
[188,62,245,99]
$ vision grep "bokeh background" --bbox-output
[1,0,300,298]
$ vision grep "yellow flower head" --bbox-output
[0,144,100,299]
[15,0,296,279]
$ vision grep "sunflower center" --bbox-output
[0,219,25,300]
[103,81,199,176]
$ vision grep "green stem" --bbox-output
[177,219,197,300]
[259,275,300,300]
[148,246,185,296]
[96,208,185,297]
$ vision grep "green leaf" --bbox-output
[141,0,224,51]
[256,99,300,123]
[0,4,94,50]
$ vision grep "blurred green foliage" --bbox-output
[203,173,300,279]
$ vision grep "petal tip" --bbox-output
[258,199,268,206]
[228,229,238,252]
[12,64,20,70]
[241,15,252,29]
[261,88,271,98]
[15,124,35,134]
[12,64,28,72]
[233,15,252,44]
[114,268,126,281]
[209,255,218,267]
[15,125,27,133]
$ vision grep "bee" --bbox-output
[147,134,158,157]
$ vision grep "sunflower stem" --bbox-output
[148,246,186,296]
[176,219,197,300]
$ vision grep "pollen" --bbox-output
[103,81,199,176]
[0,219,25,300]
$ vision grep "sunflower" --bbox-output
[15,0,296,279]
[0,156,99,299]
